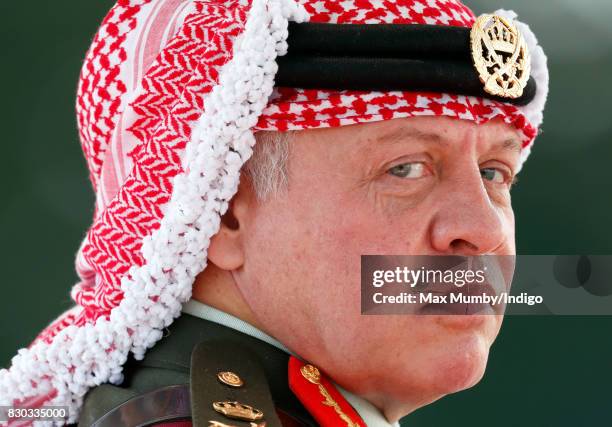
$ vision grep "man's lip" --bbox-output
[415,281,505,316]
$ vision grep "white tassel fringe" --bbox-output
[0,0,308,425]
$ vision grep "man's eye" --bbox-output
[387,162,427,179]
[481,167,505,184]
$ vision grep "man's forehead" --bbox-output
[374,121,523,154]
[294,116,523,155]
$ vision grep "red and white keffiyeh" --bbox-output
[0,0,548,424]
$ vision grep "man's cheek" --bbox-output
[330,221,416,257]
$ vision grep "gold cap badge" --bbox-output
[470,14,531,99]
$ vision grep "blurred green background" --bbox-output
[0,1,610,426]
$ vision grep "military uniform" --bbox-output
[77,304,379,427]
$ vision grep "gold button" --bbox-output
[217,371,244,388]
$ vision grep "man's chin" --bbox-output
[428,330,492,395]
[385,327,493,399]
[365,330,492,401]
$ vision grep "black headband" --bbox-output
[275,23,536,106]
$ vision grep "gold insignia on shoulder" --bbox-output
[209,422,265,427]
[209,421,238,427]
[217,371,244,388]
[212,401,264,422]
[470,14,531,99]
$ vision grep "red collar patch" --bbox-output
[288,357,367,427]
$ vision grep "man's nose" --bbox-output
[429,167,509,255]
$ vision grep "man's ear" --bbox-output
[207,177,253,271]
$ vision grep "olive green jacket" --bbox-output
[77,314,317,427]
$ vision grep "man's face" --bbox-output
[235,115,521,416]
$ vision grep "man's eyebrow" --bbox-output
[375,126,447,146]
[376,125,523,154]
[497,138,522,154]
